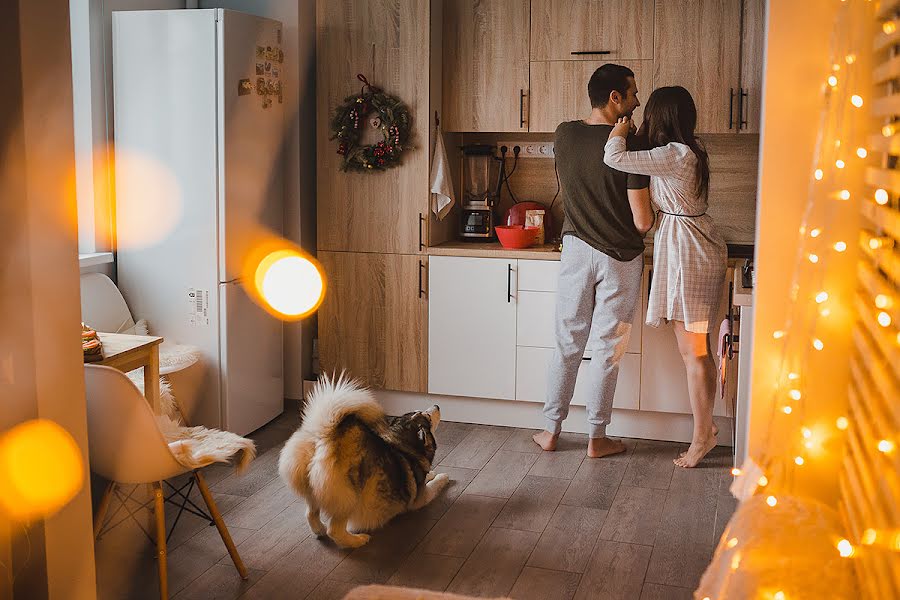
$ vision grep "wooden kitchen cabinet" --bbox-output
[739,0,765,133]
[639,266,734,417]
[318,251,428,393]
[530,0,654,61]
[654,0,742,134]
[428,256,518,399]
[316,0,431,253]
[442,0,530,132]
[529,60,652,133]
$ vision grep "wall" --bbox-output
[1,0,97,597]
[198,0,317,399]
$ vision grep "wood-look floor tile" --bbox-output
[432,421,473,464]
[415,466,479,520]
[239,536,352,600]
[493,476,570,532]
[167,524,255,595]
[527,504,607,573]
[221,500,311,571]
[304,579,361,600]
[509,566,581,600]
[714,492,738,544]
[212,449,281,497]
[640,582,694,600]
[560,457,628,511]
[387,552,466,591]
[573,540,652,600]
[328,512,437,584]
[464,450,539,498]
[417,494,506,557]
[172,564,263,600]
[446,527,540,597]
[644,485,718,589]
[621,441,681,489]
[164,488,246,552]
[500,428,544,453]
[439,425,512,469]
[528,433,587,479]
[598,485,667,546]
[222,477,296,530]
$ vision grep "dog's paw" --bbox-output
[336,533,370,549]
[425,470,437,483]
[430,472,450,489]
[310,520,328,537]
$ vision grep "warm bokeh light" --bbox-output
[114,149,183,249]
[882,124,895,137]
[838,189,851,200]
[810,228,822,238]
[0,419,84,521]
[861,528,877,545]
[875,188,889,205]
[877,439,895,453]
[788,372,800,381]
[836,416,849,431]
[877,311,892,327]
[789,389,802,401]
[856,147,867,158]
[758,475,769,487]
[814,168,824,180]
[794,456,804,465]
[815,291,829,304]
[812,338,824,351]
[834,241,847,252]
[731,468,741,476]
[808,253,819,263]
[836,159,846,169]
[783,406,793,414]
[766,496,778,507]
[850,95,863,108]
[253,249,326,320]
[837,539,854,558]
[773,330,785,340]
[726,537,739,549]
[884,20,897,34]
[875,294,892,309]
[827,76,838,88]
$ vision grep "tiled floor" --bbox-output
[95,410,738,600]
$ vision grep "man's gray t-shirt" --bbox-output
[556,121,650,262]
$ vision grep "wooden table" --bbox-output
[95,333,164,414]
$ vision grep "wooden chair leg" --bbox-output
[193,470,248,579]
[94,481,116,539]
[153,482,168,600]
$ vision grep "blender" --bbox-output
[459,145,499,240]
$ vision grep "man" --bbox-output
[533,64,654,458]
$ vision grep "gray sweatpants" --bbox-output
[543,236,643,438]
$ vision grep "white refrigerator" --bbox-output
[112,9,285,435]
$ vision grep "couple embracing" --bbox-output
[533,64,727,469]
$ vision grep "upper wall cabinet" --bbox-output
[654,0,742,134]
[739,0,765,133]
[530,0,654,61]
[316,0,431,253]
[442,0,530,132]
[530,59,652,133]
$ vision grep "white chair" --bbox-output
[80,272,204,424]
[85,365,247,600]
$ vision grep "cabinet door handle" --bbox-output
[739,89,749,129]
[570,50,612,56]
[507,264,513,303]
[519,89,526,128]
[647,269,653,302]
[418,213,425,251]
[728,88,735,130]
[418,260,426,299]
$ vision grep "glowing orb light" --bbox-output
[254,249,326,320]
[0,419,84,521]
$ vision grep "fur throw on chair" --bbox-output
[156,414,256,473]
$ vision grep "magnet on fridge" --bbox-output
[255,45,265,58]
[255,63,264,75]
[277,28,282,44]
[262,97,272,109]
[278,48,284,63]
[272,67,280,79]
[265,62,271,72]
[256,77,266,95]
[238,78,253,96]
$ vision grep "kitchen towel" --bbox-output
[430,125,455,220]
[717,317,731,399]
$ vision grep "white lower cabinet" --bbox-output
[515,346,640,410]
[638,266,733,417]
[428,256,518,400]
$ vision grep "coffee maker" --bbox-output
[460,145,499,240]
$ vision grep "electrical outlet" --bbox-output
[496,141,555,159]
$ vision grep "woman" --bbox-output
[604,86,727,468]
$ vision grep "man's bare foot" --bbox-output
[587,437,626,458]
[533,430,558,451]
[679,424,718,458]
[674,436,717,468]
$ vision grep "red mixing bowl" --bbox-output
[495,225,540,249]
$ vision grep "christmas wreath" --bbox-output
[330,74,412,172]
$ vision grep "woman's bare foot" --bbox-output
[674,435,717,468]
[679,423,718,458]
[587,437,626,458]
[533,430,558,451]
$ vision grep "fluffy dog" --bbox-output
[278,374,450,548]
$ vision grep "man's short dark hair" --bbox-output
[588,64,635,109]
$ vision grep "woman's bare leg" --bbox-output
[672,321,718,468]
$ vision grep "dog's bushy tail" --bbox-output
[300,372,384,439]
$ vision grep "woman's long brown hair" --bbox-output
[636,86,710,200]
